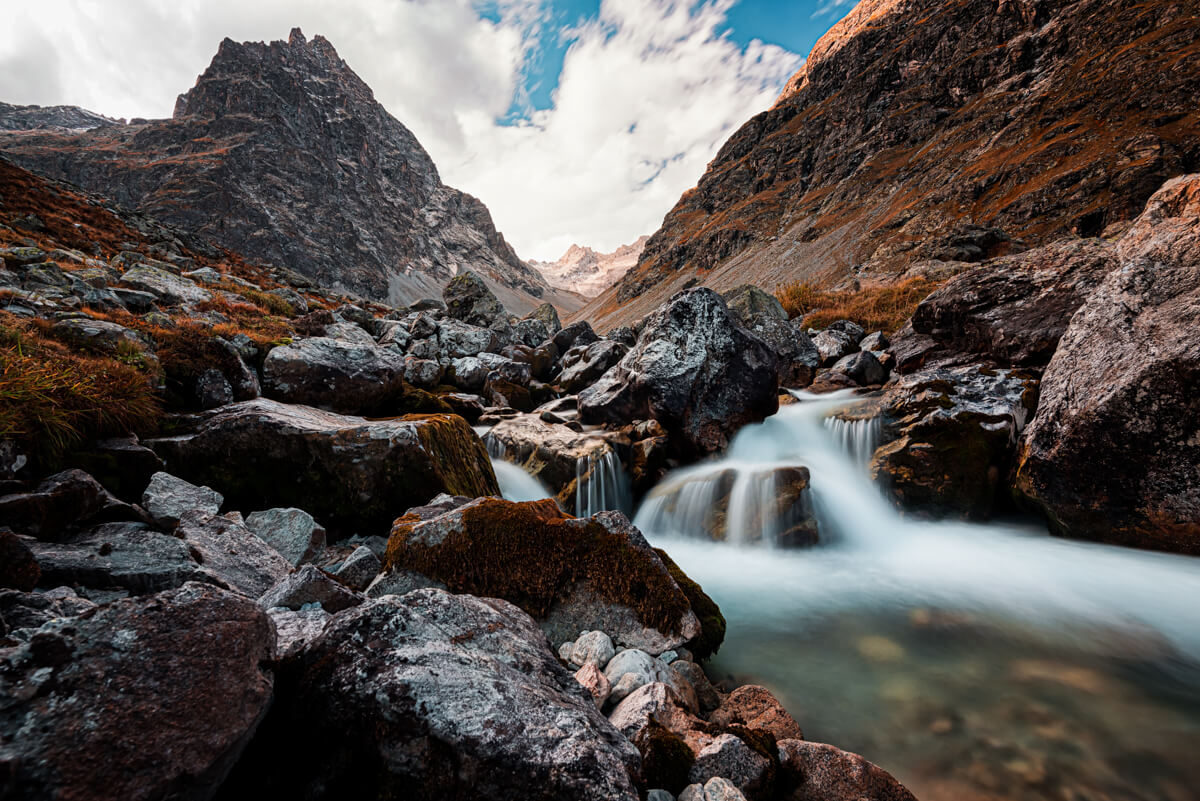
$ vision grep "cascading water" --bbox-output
[480,432,553,503]
[634,390,1200,801]
[574,448,632,518]
[824,414,882,466]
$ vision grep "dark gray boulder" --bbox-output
[0,582,274,801]
[443,270,507,327]
[147,399,498,536]
[262,337,407,415]
[579,289,779,458]
[222,589,641,801]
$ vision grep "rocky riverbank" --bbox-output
[3,141,1199,799]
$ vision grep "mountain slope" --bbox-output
[578,0,1200,328]
[0,29,581,316]
[528,236,647,298]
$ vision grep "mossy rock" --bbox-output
[654,548,725,659]
[384,497,702,651]
[635,721,695,795]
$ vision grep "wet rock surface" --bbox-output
[871,364,1037,519]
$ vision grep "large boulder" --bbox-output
[526,302,562,334]
[29,521,211,594]
[0,583,274,801]
[262,337,407,415]
[1015,174,1200,553]
[148,399,498,536]
[443,270,507,327]
[912,237,1117,365]
[221,589,641,801]
[560,340,629,392]
[721,285,788,324]
[580,289,779,458]
[871,365,1038,519]
[381,497,705,653]
[741,316,819,388]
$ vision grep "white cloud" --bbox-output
[0,0,801,260]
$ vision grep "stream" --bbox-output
[495,393,1200,800]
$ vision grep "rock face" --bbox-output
[261,337,408,415]
[382,497,706,653]
[0,30,580,315]
[580,289,779,458]
[1015,174,1200,553]
[148,399,498,535]
[223,589,641,801]
[0,583,274,801]
[871,365,1037,519]
[0,100,120,132]
[912,237,1117,365]
[577,0,1200,330]
[529,237,648,298]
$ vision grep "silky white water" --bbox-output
[633,391,1200,800]
[491,459,553,502]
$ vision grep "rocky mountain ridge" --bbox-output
[0,29,582,316]
[529,236,648,298]
[0,101,120,132]
[578,0,1200,329]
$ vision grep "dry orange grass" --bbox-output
[0,315,161,457]
[775,277,941,334]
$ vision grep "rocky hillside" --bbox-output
[529,236,648,298]
[0,102,120,132]
[579,0,1200,329]
[0,29,582,316]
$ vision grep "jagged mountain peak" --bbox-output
[530,236,648,298]
[1,30,580,315]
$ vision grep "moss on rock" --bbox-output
[654,548,726,659]
[386,498,694,638]
[635,720,695,795]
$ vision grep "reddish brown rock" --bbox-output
[709,685,804,742]
[912,237,1117,365]
[1015,174,1200,553]
[777,739,916,801]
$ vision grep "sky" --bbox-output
[0,0,853,261]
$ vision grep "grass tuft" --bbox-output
[774,277,941,333]
[0,315,161,459]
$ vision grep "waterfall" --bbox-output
[824,415,882,465]
[635,390,888,548]
[575,448,632,518]
[491,459,553,502]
